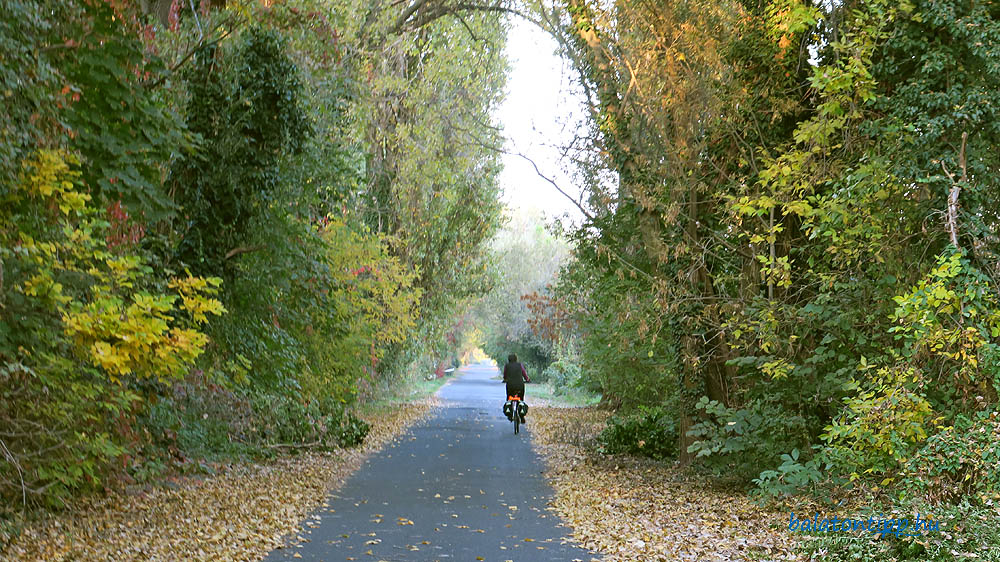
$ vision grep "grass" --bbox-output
[524,381,601,408]
[403,375,453,400]
[361,371,455,411]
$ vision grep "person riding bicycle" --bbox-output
[502,353,530,423]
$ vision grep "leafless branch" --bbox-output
[940,131,968,249]
[147,14,238,90]
[393,0,434,32]
[0,438,26,506]
[187,0,204,41]
[391,0,543,34]
[508,151,595,222]
[224,244,266,260]
[264,440,324,449]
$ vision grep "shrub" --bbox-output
[687,397,813,482]
[821,367,938,478]
[542,359,582,395]
[900,410,1000,505]
[251,393,338,448]
[336,413,371,448]
[138,385,371,476]
[141,382,257,466]
[752,447,828,499]
[598,406,677,460]
[800,498,1000,561]
[1,150,223,505]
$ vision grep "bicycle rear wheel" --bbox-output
[513,411,519,434]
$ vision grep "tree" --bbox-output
[471,208,571,374]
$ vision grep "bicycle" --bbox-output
[504,395,526,435]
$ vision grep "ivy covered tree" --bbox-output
[172,27,311,275]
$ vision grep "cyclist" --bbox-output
[502,353,530,423]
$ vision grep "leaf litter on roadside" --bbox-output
[2,399,436,561]
[530,406,801,562]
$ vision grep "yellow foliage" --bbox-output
[823,366,939,473]
[17,149,90,215]
[9,150,226,384]
[170,275,227,324]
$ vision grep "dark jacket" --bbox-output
[503,361,529,387]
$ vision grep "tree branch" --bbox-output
[508,151,594,222]
[147,14,238,90]
[224,244,266,260]
[392,1,541,34]
[392,0,434,33]
[451,12,481,42]
[942,131,968,249]
[0,438,26,507]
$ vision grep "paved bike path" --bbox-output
[264,361,599,562]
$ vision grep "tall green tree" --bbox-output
[340,2,510,375]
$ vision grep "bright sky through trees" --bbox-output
[496,17,586,223]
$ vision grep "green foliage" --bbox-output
[889,251,1000,403]
[873,0,1000,250]
[0,150,222,505]
[141,383,257,464]
[355,8,507,373]
[686,397,813,481]
[140,385,371,470]
[802,499,1000,561]
[0,0,78,188]
[173,26,311,274]
[336,413,371,448]
[542,359,582,395]
[554,258,681,407]
[1,359,134,505]
[0,0,507,511]
[62,1,191,219]
[249,393,364,449]
[821,367,939,478]
[551,0,1000,518]
[300,219,421,399]
[598,406,677,460]
[752,448,827,499]
[901,410,1000,505]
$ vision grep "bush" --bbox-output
[336,413,371,448]
[821,367,938,478]
[598,406,677,460]
[139,385,371,476]
[752,447,828,499]
[250,393,368,449]
[800,498,1000,561]
[687,397,814,482]
[0,151,223,506]
[142,383,256,464]
[542,359,582,395]
[900,410,1000,505]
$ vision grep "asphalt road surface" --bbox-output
[263,361,600,562]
